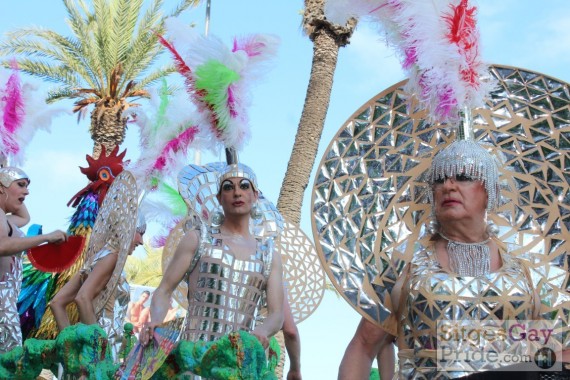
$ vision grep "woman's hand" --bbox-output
[250,330,269,350]
[139,323,156,346]
[45,230,67,244]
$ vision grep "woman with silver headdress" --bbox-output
[0,167,67,353]
[139,162,284,377]
[338,139,570,379]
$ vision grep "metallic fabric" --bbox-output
[0,225,24,353]
[428,139,500,212]
[172,163,325,322]
[218,163,259,191]
[83,170,138,316]
[181,227,272,344]
[398,242,537,378]
[311,65,570,329]
[0,167,28,188]
[98,272,130,361]
[80,246,114,275]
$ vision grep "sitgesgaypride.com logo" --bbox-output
[435,319,563,372]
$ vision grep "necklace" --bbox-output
[439,232,490,277]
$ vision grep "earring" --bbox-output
[209,205,224,227]
[427,217,439,236]
[250,202,263,220]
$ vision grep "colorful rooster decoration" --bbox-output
[18,146,126,339]
[324,0,495,123]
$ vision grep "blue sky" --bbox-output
[2,1,570,378]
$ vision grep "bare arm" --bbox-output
[338,318,395,380]
[141,229,198,345]
[282,295,302,380]
[251,250,284,349]
[376,339,395,380]
[0,210,66,256]
[6,202,30,228]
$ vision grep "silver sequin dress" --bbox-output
[0,224,24,354]
[382,241,570,379]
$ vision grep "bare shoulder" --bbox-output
[177,228,201,253]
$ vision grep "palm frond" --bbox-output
[11,58,80,87]
[62,0,104,89]
[92,0,113,77]
[121,0,164,85]
[2,27,101,90]
[133,65,177,90]
[46,86,83,103]
[124,244,163,287]
[168,0,202,18]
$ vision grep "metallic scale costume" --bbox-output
[0,167,29,353]
[181,224,274,343]
[181,163,274,343]
[94,173,143,361]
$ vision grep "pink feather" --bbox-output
[232,35,265,57]
[152,126,199,171]
[155,33,195,93]
[2,67,24,154]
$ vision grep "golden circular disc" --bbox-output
[311,65,570,326]
[84,170,138,316]
[276,220,326,324]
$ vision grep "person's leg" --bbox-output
[49,273,83,331]
[74,253,117,325]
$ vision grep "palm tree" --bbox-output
[0,0,200,158]
[124,244,163,287]
[276,0,356,224]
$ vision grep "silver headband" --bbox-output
[428,139,500,212]
[0,167,30,188]
[136,212,147,234]
[217,163,258,192]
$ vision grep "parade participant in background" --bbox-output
[0,167,67,353]
[140,162,284,376]
[49,171,141,333]
[49,230,143,332]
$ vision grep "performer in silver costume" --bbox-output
[0,167,67,353]
[50,171,142,333]
[99,215,147,361]
[141,162,284,374]
[338,138,570,379]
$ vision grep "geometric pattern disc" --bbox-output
[311,64,570,326]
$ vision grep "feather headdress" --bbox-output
[159,17,280,150]
[0,63,67,166]
[324,0,495,124]
[125,80,213,192]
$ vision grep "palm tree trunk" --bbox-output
[277,25,340,224]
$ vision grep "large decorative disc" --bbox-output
[84,170,138,316]
[276,220,325,323]
[311,64,570,326]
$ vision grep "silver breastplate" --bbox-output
[182,232,272,342]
